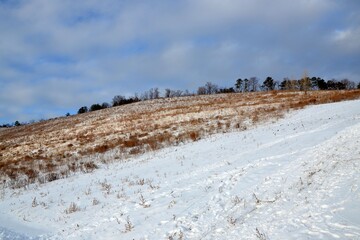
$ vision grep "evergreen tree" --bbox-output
[78,106,88,114]
[235,78,243,92]
[90,104,103,112]
[317,78,328,90]
[263,77,275,91]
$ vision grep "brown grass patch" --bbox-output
[123,136,140,148]
[93,144,109,153]
[189,131,200,141]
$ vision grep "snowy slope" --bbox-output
[0,99,360,239]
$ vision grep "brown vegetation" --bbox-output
[1,90,360,188]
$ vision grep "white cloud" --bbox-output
[332,27,360,53]
[0,0,359,123]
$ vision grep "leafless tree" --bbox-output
[197,86,207,95]
[243,78,249,92]
[249,77,259,92]
[142,88,160,100]
[205,82,219,94]
[165,88,171,98]
[165,89,184,98]
[341,79,355,89]
[300,71,311,94]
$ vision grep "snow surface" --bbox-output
[1,100,360,239]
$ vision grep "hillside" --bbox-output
[1,90,360,188]
[0,97,359,239]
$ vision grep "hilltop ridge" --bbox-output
[1,90,360,188]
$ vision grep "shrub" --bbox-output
[77,106,88,114]
[189,131,199,141]
[65,202,81,214]
[90,104,103,112]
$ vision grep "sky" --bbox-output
[1,0,359,124]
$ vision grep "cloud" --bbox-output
[331,27,360,53]
[0,0,359,123]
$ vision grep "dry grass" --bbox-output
[1,90,360,188]
[64,202,81,214]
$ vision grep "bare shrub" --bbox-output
[123,216,134,233]
[227,216,237,226]
[32,197,38,207]
[255,227,268,240]
[129,147,142,155]
[144,137,160,151]
[139,194,151,208]
[84,188,91,195]
[100,180,112,194]
[82,161,98,173]
[167,229,184,240]
[65,202,81,214]
[37,172,60,184]
[92,198,100,205]
[136,178,145,185]
[232,195,242,206]
[24,169,38,184]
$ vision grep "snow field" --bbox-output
[0,99,360,239]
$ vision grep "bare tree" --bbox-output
[248,77,259,92]
[148,88,155,99]
[165,89,184,98]
[141,91,149,100]
[141,88,160,100]
[197,86,207,95]
[300,71,311,94]
[153,88,160,99]
[205,82,219,94]
[341,79,355,89]
[243,78,249,92]
[112,95,126,106]
[165,88,171,98]
[183,89,191,96]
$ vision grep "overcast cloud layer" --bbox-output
[1,0,359,123]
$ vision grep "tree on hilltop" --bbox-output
[101,102,110,109]
[205,82,218,94]
[248,77,259,92]
[262,77,275,91]
[112,95,126,106]
[78,106,88,114]
[300,71,311,94]
[235,78,243,92]
[90,104,103,112]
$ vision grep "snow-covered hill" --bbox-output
[2,90,360,189]
[1,99,360,239]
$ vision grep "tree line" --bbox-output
[2,75,359,128]
[76,76,358,115]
